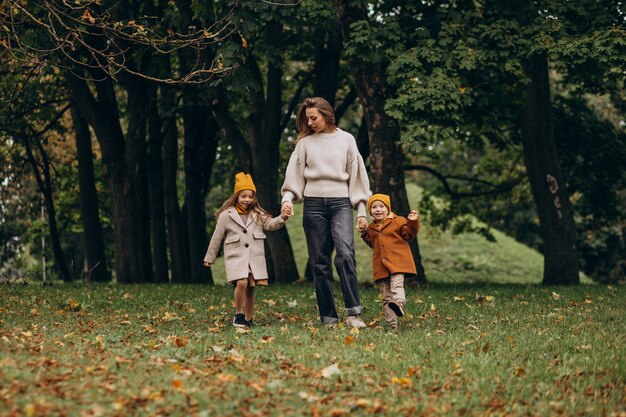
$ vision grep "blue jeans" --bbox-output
[303,197,362,323]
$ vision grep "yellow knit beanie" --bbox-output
[367,193,391,213]
[234,172,256,194]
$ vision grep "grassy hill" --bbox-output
[209,182,591,285]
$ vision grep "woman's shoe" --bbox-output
[345,315,367,328]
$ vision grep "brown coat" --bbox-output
[204,209,285,282]
[360,214,419,281]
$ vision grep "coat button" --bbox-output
[243,230,247,233]
[244,243,249,248]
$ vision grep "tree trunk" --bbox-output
[249,20,300,283]
[182,94,217,284]
[161,86,189,283]
[123,74,154,283]
[521,55,579,285]
[71,107,110,282]
[336,0,427,283]
[313,23,342,107]
[66,71,147,283]
[22,135,72,282]
[146,83,170,283]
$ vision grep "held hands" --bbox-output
[280,201,293,220]
[356,216,368,232]
[203,261,212,268]
[407,210,420,221]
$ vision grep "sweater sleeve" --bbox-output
[347,140,371,218]
[204,213,226,264]
[281,145,306,204]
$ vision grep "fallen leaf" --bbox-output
[95,335,105,350]
[162,312,181,321]
[344,336,355,345]
[391,377,413,386]
[216,373,237,383]
[321,363,340,378]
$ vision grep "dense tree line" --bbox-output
[0,0,623,285]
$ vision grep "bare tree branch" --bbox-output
[1,0,241,83]
[403,164,525,198]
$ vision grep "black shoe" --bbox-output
[245,319,253,328]
[388,301,405,317]
[233,313,246,327]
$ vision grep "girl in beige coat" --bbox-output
[204,173,291,328]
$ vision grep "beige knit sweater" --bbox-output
[281,128,371,218]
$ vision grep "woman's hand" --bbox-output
[407,210,419,221]
[280,204,292,220]
[356,216,368,232]
[203,261,212,268]
[281,201,293,217]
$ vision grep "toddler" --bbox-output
[359,194,419,330]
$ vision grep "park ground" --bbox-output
[1,282,625,416]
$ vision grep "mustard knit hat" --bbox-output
[234,172,256,194]
[368,193,391,214]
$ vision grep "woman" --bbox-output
[281,97,371,327]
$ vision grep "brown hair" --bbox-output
[215,190,270,223]
[295,97,336,142]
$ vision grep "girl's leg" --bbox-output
[244,284,255,321]
[234,278,248,314]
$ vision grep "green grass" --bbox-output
[211,182,590,285]
[1,283,624,416]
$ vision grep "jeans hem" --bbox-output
[321,316,339,324]
[345,306,362,316]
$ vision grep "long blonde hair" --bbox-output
[295,97,336,142]
[215,190,270,223]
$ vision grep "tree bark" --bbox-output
[121,74,154,283]
[66,71,147,283]
[181,92,217,284]
[71,106,110,282]
[521,54,579,285]
[248,20,300,283]
[336,0,427,283]
[160,85,189,283]
[146,83,170,283]
[22,134,72,282]
[313,23,342,107]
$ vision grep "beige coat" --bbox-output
[204,209,285,282]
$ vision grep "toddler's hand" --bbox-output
[407,210,419,221]
[203,261,212,268]
[356,216,368,232]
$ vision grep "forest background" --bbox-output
[0,0,624,286]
